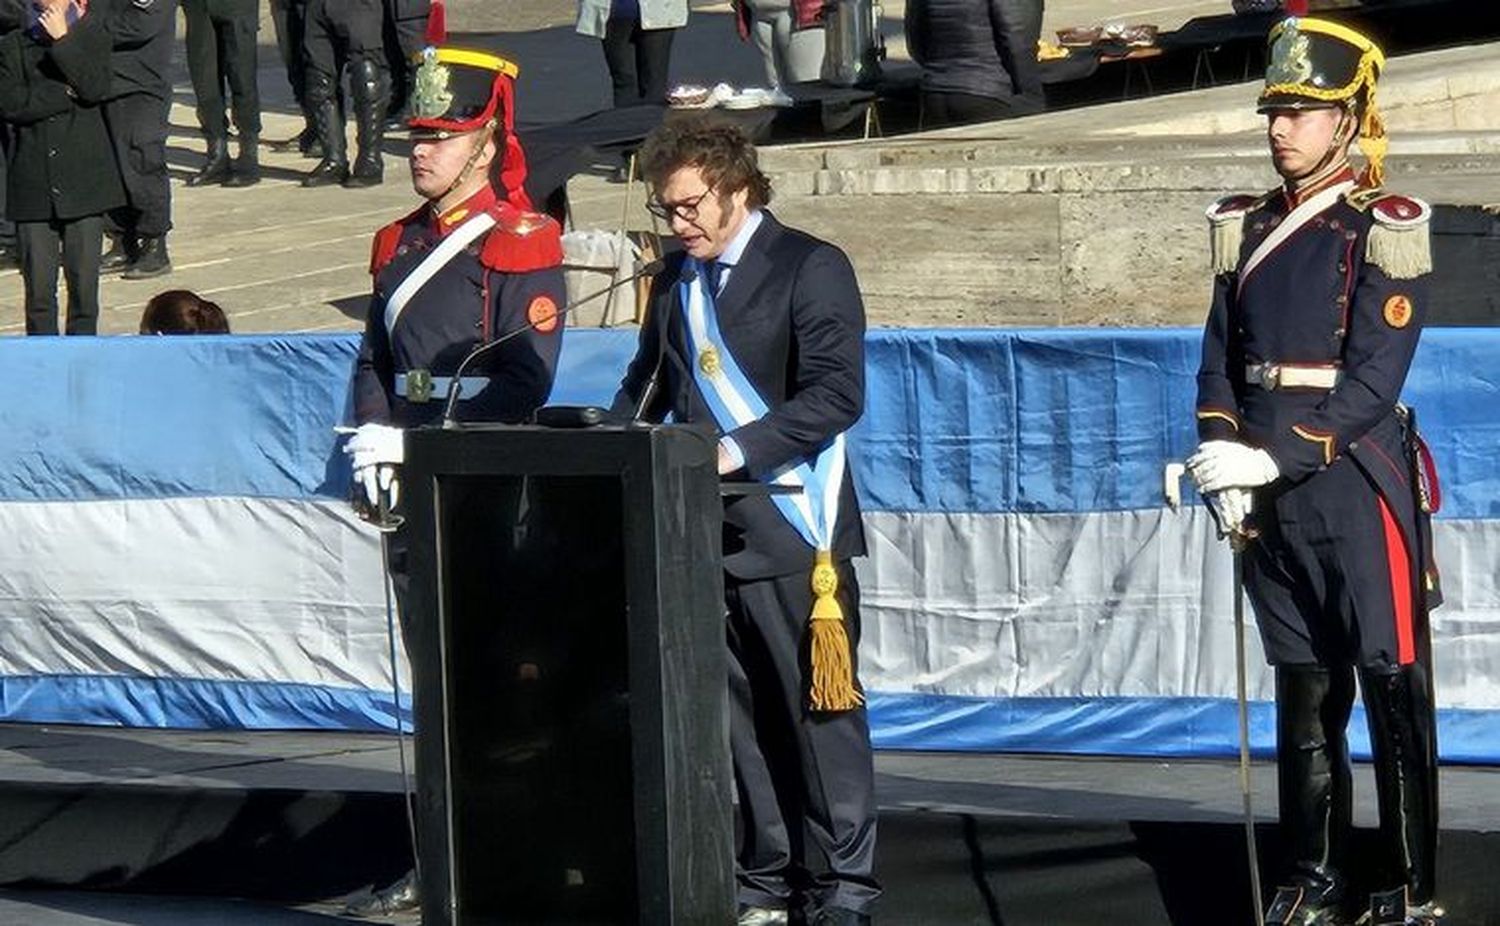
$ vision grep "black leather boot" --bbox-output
[345,58,388,188]
[123,236,172,280]
[223,133,261,187]
[1265,665,1357,925]
[302,91,349,187]
[100,233,136,274]
[1361,664,1440,911]
[187,136,231,187]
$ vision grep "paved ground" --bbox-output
[0,0,1228,335]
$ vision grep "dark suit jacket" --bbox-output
[611,211,868,580]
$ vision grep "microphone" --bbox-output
[440,256,667,427]
[629,265,692,424]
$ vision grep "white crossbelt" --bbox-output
[383,211,498,339]
[1245,363,1342,391]
[394,373,491,401]
[1236,180,1355,296]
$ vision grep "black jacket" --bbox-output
[102,0,177,99]
[612,212,869,580]
[0,19,125,222]
[905,0,1044,106]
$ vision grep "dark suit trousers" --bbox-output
[727,559,880,914]
[103,94,173,238]
[17,214,104,335]
[183,0,263,139]
[600,19,676,107]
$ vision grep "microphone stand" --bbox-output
[439,257,667,428]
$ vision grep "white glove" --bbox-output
[1208,487,1254,536]
[1186,440,1280,492]
[342,423,404,509]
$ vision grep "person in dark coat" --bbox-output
[1190,17,1442,926]
[381,0,430,121]
[301,0,389,187]
[610,115,879,926]
[0,0,124,335]
[182,0,262,187]
[98,0,177,279]
[905,0,1044,127]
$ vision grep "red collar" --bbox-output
[431,184,499,237]
[1283,164,1355,210]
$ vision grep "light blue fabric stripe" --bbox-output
[0,674,408,732]
[0,329,1496,517]
[4,676,1494,765]
[868,692,1500,765]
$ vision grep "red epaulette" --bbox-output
[369,206,426,276]
[480,202,564,273]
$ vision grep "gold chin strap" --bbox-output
[437,117,500,202]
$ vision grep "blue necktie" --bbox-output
[705,260,725,297]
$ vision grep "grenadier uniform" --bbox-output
[1195,18,1443,926]
[341,46,563,916]
[352,47,564,429]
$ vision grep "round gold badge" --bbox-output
[698,346,721,377]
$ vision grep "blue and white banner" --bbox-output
[1,330,1497,763]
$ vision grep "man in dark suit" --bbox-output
[611,115,879,926]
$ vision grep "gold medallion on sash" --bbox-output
[698,346,722,377]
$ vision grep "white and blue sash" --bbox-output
[679,258,847,554]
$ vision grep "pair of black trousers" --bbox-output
[727,560,880,916]
[271,0,310,113]
[600,19,676,107]
[304,0,386,101]
[17,214,104,336]
[383,0,429,113]
[103,94,173,238]
[183,0,262,139]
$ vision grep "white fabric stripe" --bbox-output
[1236,180,1354,295]
[383,211,498,338]
[0,497,402,692]
[856,509,1500,709]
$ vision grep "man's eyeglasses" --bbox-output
[645,189,712,222]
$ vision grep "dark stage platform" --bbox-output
[0,724,1497,925]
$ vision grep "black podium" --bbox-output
[402,424,734,925]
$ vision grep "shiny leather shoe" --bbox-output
[344,869,419,917]
[738,906,790,926]
[302,157,350,188]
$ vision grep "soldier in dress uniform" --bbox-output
[1188,17,1443,926]
[340,45,565,917]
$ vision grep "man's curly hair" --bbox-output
[639,114,773,210]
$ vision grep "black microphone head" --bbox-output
[639,256,667,277]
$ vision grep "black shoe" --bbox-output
[122,236,172,280]
[1266,885,1347,925]
[223,134,261,187]
[343,158,384,188]
[344,869,419,917]
[188,137,231,187]
[100,234,136,274]
[303,157,350,187]
[737,907,789,926]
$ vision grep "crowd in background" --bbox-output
[0,0,429,337]
[0,0,1053,338]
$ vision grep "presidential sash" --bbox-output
[679,258,862,711]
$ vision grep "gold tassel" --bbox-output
[807,549,863,713]
[1367,220,1431,279]
[1357,100,1388,190]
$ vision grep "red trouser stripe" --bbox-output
[1379,496,1416,665]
